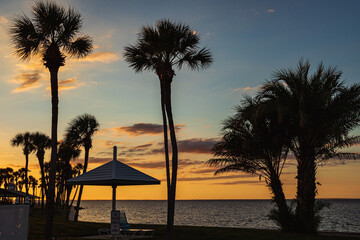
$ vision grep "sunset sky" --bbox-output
[0,0,359,200]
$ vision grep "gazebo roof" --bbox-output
[66,159,160,186]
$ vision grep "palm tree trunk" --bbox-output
[25,153,29,196]
[164,81,178,240]
[296,149,317,234]
[74,147,89,221]
[38,156,46,215]
[268,168,294,232]
[160,81,171,191]
[45,67,59,240]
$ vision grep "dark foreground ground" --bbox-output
[29,208,359,240]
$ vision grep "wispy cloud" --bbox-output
[266,9,275,13]
[0,16,9,24]
[150,137,218,155]
[233,85,261,93]
[114,123,185,136]
[178,138,218,154]
[77,51,120,63]
[11,71,42,93]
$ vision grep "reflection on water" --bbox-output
[78,199,360,232]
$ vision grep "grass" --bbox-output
[29,207,357,240]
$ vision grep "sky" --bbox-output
[0,0,359,200]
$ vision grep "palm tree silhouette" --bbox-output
[124,19,213,239]
[0,168,14,189]
[208,97,296,231]
[65,114,99,221]
[10,2,93,238]
[258,60,360,233]
[11,132,34,196]
[29,175,38,196]
[58,141,81,219]
[30,131,51,214]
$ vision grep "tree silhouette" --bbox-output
[10,2,93,238]
[11,132,34,195]
[124,19,212,239]
[65,114,99,221]
[208,97,296,231]
[258,60,360,233]
[30,131,51,213]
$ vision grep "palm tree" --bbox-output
[258,60,360,233]
[0,168,14,189]
[11,132,34,195]
[65,114,99,221]
[29,175,38,196]
[57,141,81,217]
[124,19,213,239]
[207,97,296,231]
[10,2,93,238]
[30,131,51,213]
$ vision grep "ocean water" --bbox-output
[77,199,360,233]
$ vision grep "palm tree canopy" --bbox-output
[10,1,93,64]
[30,132,51,152]
[124,19,213,74]
[58,141,81,162]
[208,97,290,180]
[11,132,35,155]
[65,114,100,149]
[258,60,360,161]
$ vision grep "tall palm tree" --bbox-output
[65,114,99,221]
[124,19,213,239]
[30,131,51,213]
[10,2,93,238]
[208,97,296,231]
[11,132,34,195]
[258,60,360,233]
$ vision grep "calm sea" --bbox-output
[77,199,360,233]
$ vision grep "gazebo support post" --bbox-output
[112,185,116,211]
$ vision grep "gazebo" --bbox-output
[66,146,160,236]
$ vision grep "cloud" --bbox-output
[78,51,120,63]
[11,72,42,93]
[233,85,261,93]
[178,138,218,154]
[115,123,185,136]
[103,140,126,147]
[213,180,262,185]
[266,9,275,13]
[0,16,9,24]
[59,78,82,91]
[177,174,254,182]
[150,137,218,155]
[126,159,203,169]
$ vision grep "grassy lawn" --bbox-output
[29,207,357,240]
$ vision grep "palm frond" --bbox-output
[65,35,93,58]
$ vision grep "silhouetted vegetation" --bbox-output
[209,60,360,234]
[10,1,93,238]
[124,19,213,240]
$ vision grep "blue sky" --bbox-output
[0,0,359,199]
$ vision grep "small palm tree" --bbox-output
[258,60,360,233]
[30,131,51,213]
[58,141,81,218]
[11,132,34,195]
[65,114,99,221]
[207,97,296,231]
[10,2,92,238]
[29,175,38,196]
[124,19,212,239]
[0,168,14,189]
